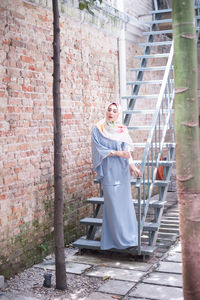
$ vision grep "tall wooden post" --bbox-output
[52,0,67,290]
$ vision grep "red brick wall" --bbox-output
[0,0,120,276]
[0,0,171,276]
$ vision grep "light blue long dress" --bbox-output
[92,126,138,250]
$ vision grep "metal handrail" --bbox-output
[139,43,174,176]
[136,42,174,254]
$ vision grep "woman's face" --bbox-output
[106,104,119,122]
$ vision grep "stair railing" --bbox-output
[136,42,174,254]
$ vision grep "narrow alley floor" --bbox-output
[0,191,182,300]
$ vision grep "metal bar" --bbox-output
[158,111,161,152]
[153,0,158,10]
[138,187,141,255]
[151,141,154,181]
[155,125,157,161]
[147,153,150,200]
[143,168,145,216]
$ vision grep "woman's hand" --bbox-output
[110,151,131,159]
[129,164,142,178]
[118,151,131,159]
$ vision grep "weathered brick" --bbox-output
[21,56,34,63]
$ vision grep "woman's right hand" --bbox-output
[117,151,131,159]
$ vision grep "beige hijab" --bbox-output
[96,102,134,151]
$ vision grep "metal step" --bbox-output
[131,179,169,187]
[139,41,172,47]
[146,19,172,25]
[133,160,175,167]
[122,94,159,100]
[150,6,199,15]
[149,8,172,14]
[135,53,169,59]
[80,217,159,232]
[127,80,163,85]
[133,142,175,148]
[127,125,174,130]
[73,238,157,255]
[160,224,179,229]
[133,199,165,209]
[162,216,179,221]
[161,220,179,226]
[87,197,165,209]
[87,197,104,205]
[159,227,180,234]
[123,109,174,115]
[143,28,199,36]
[142,29,172,36]
[157,232,179,240]
[80,217,102,226]
[130,66,167,72]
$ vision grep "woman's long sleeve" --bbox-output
[91,126,113,171]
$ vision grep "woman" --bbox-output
[91,102,142,250]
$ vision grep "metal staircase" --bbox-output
[73,0,200,257]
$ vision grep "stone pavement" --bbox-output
[0,192,183,300]
[29,238,182,300]
[71,240,183,299]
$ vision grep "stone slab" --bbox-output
[171,243,182,253]
[69,253,151,271]
[34,261,91,274]
[129,283,183,299]
[143,272,182,288]
[86,266,144,282]
[157,261,182,274]
[98,279,135,295]
[165,252,182,263]
[85,292,118,300]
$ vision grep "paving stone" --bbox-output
[34,261,91,274]
[65,262,92,274]
[143,272,182,287]
[69,253,151,271]
[165,252,182,263]
[98,279,134,295]
[86,266,144,282]
[171,243,182,253]
[157,261,182,274]
[129,283,183,299]
[85,292,118,299]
